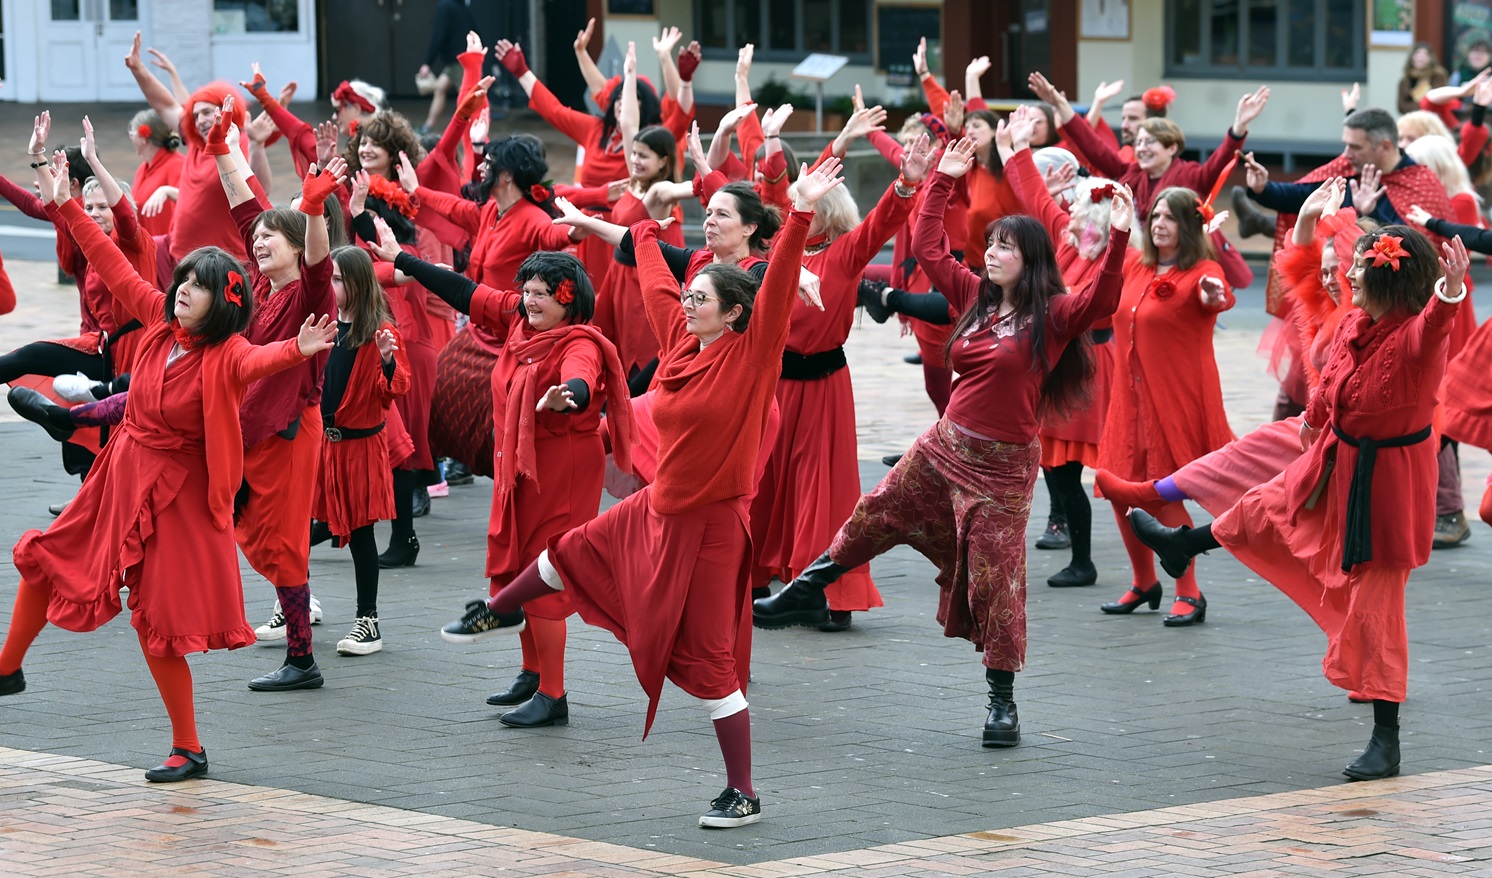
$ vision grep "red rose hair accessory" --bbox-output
[348,119,360,138]
[368,175,417,218]
[332,80,377,114]
[136,123,154,141]
[1089,183,1116,203]
[224,270,246,306]
[554,278,576,305]
[1368,235,1410,271]
[529,183,551,202]
[1142,85,1176,112]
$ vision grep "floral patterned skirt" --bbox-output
[830,418,1040,670]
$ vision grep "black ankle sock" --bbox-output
[1180,522,1221,555]
[285,652,315,670]
[1373,699,1400,728]
[349,526,379,617]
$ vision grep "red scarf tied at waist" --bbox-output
[495,323,635,496]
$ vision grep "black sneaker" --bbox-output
[1034,516,1070,550]
[441,600,526,643]
[412,486,431,518]
[699,787,762,828]
[443,459,475,486]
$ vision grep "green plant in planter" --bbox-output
[755,75,814,108]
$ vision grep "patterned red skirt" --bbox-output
[429,325,501,477]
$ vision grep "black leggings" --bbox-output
[1043,461,1091,567]
[390,469,417,540]
[0,341,104,386]
[348,526,380,617]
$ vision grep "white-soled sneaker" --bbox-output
[52,372,104,403]
[699,787,762,828]
[253,596,325,644]
[336,615,382,656]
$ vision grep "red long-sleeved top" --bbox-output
[413,187,573,288]
[1061,115,1247,223]
[636,210,810,513]
[132,148,185,238]
[913,171,1129,443]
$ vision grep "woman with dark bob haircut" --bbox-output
[372,230,632,731]
[0,152,336,784]
[1128,228,1471,783]
[754,137,1135,752]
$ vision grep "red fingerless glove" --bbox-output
[677,48,700,82]
[243,72,286,114]
[205,112,233,156]
[498,46,530,78]
[456,85,487,119]
[299,170,340,216]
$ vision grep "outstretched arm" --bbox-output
[573,19,608,98]
[125,32,184,133]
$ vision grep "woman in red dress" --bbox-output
[1129,228,1468,782]
[313,246,410,656]
[1096,187,1235,626]
[754,138,1135,751]
[0,152,336,783]
[380,234,630,727]
[439,160,842,829]
[129,109,185,240]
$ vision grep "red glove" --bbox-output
[299,169,340,216]
[498,45,530,79]
[242,71,285,113]
[677,46,701,82]
[456,85,487,119]
[205,110,234,156]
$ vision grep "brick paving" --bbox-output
[3,101,1492,874]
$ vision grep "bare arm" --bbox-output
[652,26,683,107]
[572,19,608,98]
[124,32,184,133]
[619,42,640,148]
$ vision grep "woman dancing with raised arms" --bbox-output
[0,151,336,783]
[438,158,845,829]
[754,136,1135,749]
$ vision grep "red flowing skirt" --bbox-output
[236,405,322,588]
[314,430,396,539]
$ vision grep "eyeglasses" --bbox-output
[680,290,717,308]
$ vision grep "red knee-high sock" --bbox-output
[528,615,567,699]
[485,560,558,615]
[0,577,51,675]
[137,631,201,756]
[713,708,754,798]
[1152,502,1202,612]
[1094,469,1165,516]
[1112,503,1158,594]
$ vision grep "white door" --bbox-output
[40,0,149,101]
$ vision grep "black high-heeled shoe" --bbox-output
[1100,582,1163,614]
[1163,594,1207,626]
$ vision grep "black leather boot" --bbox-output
[486,669,541,706]
[378,535,420,568]
[983,668,1020,748]
[500,691,569,727]
[0,668,24,696]
[1128,510,1199,579]
[1343,724,1400,780]
[752,552,846,629]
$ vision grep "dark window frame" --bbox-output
[695,0,874,65]
[1166,0,1366,82]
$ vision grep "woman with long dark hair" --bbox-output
[754,137,1135,749]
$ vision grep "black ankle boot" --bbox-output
[499,691,569,727]
[486,669,540,706]
[752,552,846,629]
[1128,510,1197,579]
[0,668,25,696]
[1343,724,1400,780]
[983,668,1020,748]
[378,535,420,568]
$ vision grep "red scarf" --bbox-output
[494,322,634,497]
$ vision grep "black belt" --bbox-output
[1331,423,1432,572]
[781,346,847,381]
[1089,328,1114,344]
[325,422,386,442]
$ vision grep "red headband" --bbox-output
[333,81,376,114]
[1089,183,1116,203]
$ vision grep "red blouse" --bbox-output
[132,148,185,239]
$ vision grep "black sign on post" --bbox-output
[877,5,941,85]
[608,0,656,15]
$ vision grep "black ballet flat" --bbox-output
[0,668,24,696]
[144,747,208,782]
[1100,582,1163,614]
[1163,594,1207,627]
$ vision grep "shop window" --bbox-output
[213,0,299,34]
[697,0,873,62]
[1168,0,1363,80]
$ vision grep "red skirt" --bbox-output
[313,428,396,539]
[236,405,323,587]
[430,325,501,477]
[394,336,437,472]
[831,418,1040,670]
[548,489,752,736]
[1039,336,1114,468]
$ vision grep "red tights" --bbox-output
[517,615,568,699]
[1112,500,1203,615]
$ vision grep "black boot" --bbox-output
[499,691,569,727]
[1128,510,1211,579]
[0,668,24,696]
[486,669,540,706]
[1231,186,1277,239]
[411,485,431,517]
[817,610,853,632]
[858,278,893,323]
[752,552,846,629]
[310,520,334,548]
[1343,724,1401,780]
[378,534,420,568]
[983,668,1020,748]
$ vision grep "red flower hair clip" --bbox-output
[1142,85,1176,112]
[1195,196,1215,225]
[1368,235,1410,271]
[224,270,245,306]
[554,278,576,305]
[529,183,551,202]
[348,119,360,138]
[1089,183,1116,203]
[136,124,153,141]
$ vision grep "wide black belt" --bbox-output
[1331,423,1432,572]
[324,421,386,442]
[780,346,847,381]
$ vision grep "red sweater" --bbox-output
[170,139,252,262]
[44,198,156,336]
[913,171,1129,443]
[636,211,810,513]
[132,148,185,239]
[1061,115,1246,223]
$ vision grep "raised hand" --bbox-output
[685,121,711,175]
[718,101,757,133]
[937,136,978,178]
[1233,85,1270,133]
[1242,151,1269,193]
[736,43,754,80]
[1109,185,1135,233]
[1341,81,1361,113]
[761,104,794,138]
[841,105,888,143]
[1440,236,1472,301]
[1198,275,1229,308]
[851,83,867,114]
[141,187,172,217]
[469,106,490,144]
[536,384,578,412]
[678,41,702,82]
[1319,177,1344,218]
[297,314,339,357]
[943,89,965,136]
[494,40,530,78]
[1043,161,1077,197]
[794,156,846,208]
[45,150,71,206]
[279,80,298,105]
[299,159,345,215]
[548,196,590,230]
[1405,203,1432,227]
[966,55,993,81]
[457,76,495,117]
[205,96,235,155]
[315,119,339,165]
[901,133,935,183]
[1092,79,1126,106]
[241,61,270,99]
[1349,163,1385,215]
[1299,176,1342,219]
[574,18,594,53]
[29,110,51,156]
[245,110,277,145]
[1026,71,1074,121]
[396,150,420,194]
[369,215,404,261]
[146,47,178,75]
[1005,104,1039,149]
[375,327,399,362]
[624,40,637,78]
[912,37,929,78]
[652,25,682,57]
[80,115,99,164]
[125,31,144,71]
[1204,209,1230,236]
[349,169,371,217]
[466,29,486,55]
